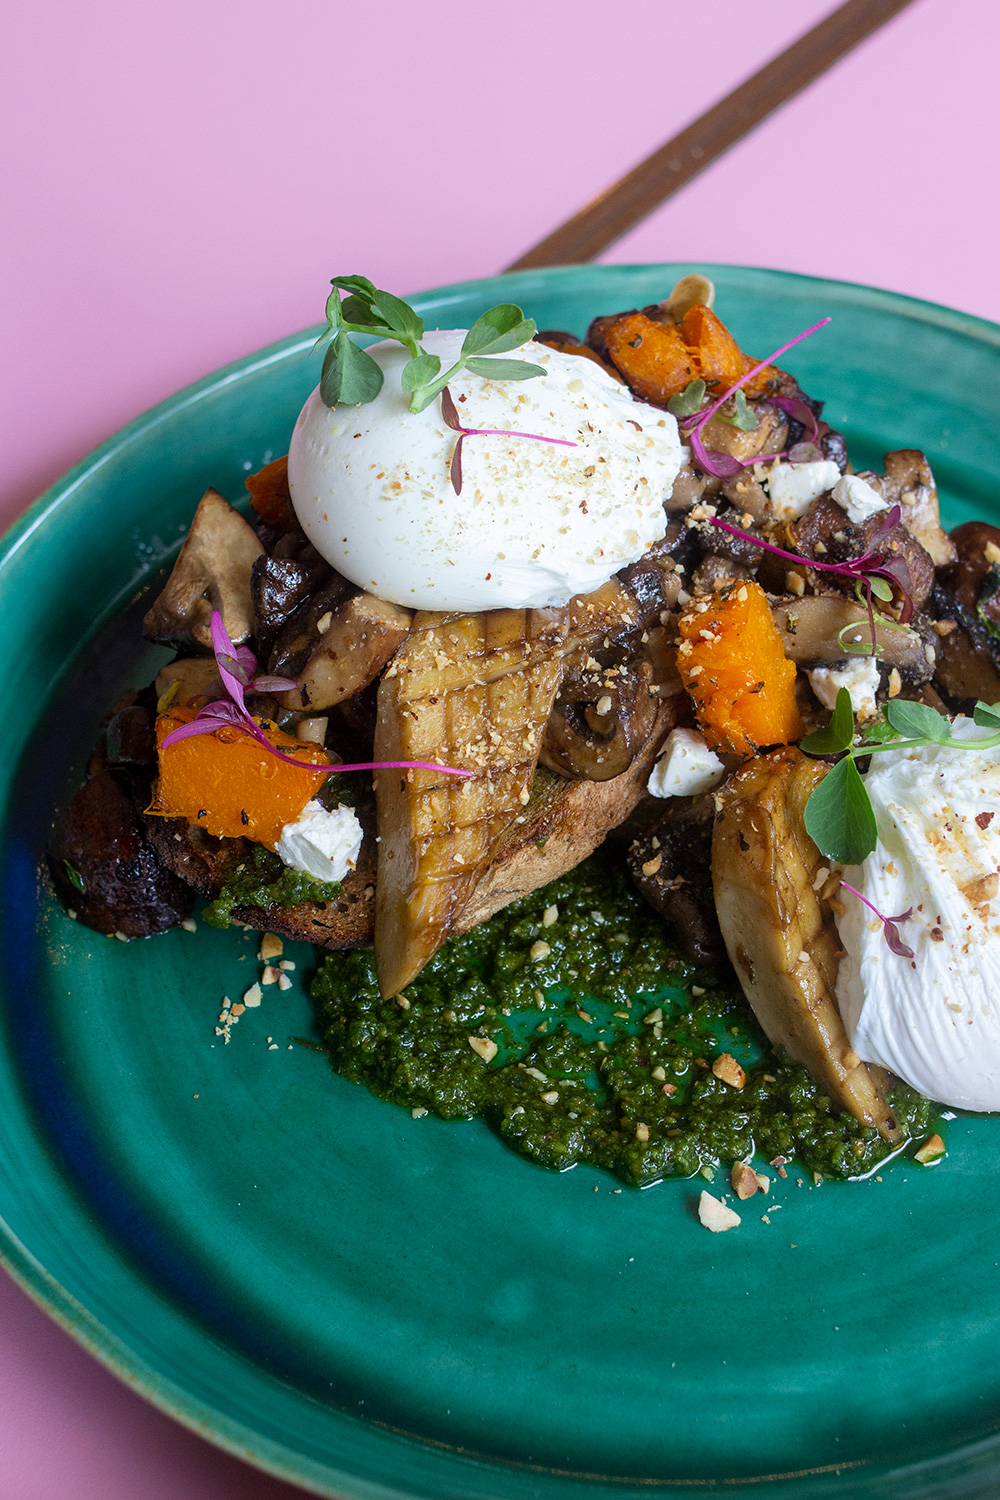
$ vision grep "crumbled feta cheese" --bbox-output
[647,728,725,798]
[766,459,841,519]
[275,800,363,883]
[832,473,888,525]
[808,656,881,721]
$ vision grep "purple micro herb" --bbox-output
[160,611,473,779]
[709,503,913,656]
[440,386,578,495]
[679,317,832,478]
[840,880,915,959]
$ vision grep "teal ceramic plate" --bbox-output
[5,265,1000,1500]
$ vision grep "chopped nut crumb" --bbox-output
[887,667,902,698]
[181,917,197,933]
[698,1191,741,1233]
[411,1107,428,1119]
[542,905,558,927]
[468,1035,498,1063]
[261,965,280,985]
[641,853,662,876]
[754,1172,770,1194]
[278,974,292,991]
[731,1161,758,1200]
[712,1053,746,1089]
[259,933,283,961]
[914,1132,946,1164]
[529,940,551,961]
[243,983,263,1008]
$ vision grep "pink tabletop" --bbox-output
[1,0,995,1493]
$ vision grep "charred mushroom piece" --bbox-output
[251,545,334,651]
[144,488,265,650]
[267,573,358,680]
[880,451,955,567]
[771,594,934,683]
[456,698,684,935]
[540,656,657,781]
[279,593,412,712]
[627,794,725,962]
[50,766,195,938]
[696,403,788,467]
[712,748,901,1141]
[154,656,223,710]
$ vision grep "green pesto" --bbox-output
[202,845,341,929]
[310,858,939,1185]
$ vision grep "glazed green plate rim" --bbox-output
[5,262,1000,1500]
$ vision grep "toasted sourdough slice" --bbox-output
[145,697,682,954]
[373,607,570,997]
[145,796,378,948]
[454,696,683,933]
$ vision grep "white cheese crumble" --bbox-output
[766,459,841,519]
[808,656,881,721]
[647,728,725,798]
[832,473,888,525]
[275,799,363,883]
[835,719,1000,1111]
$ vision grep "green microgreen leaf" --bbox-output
[464,356,547,381]
[857,715,901,747]
[400,353,441,393]
[837,622,877,657]
[331,274,379,301]
[868,576,895,603]
[320,330,384,407]
[804,754,879,866]
[719,387,759,432]
[800,688,856,756]
[462,306,536,357]
[973,700,1000,730]
[667,379,706,418]
[884,699,952,743]
[340,294,387,329]
[369,288,424,347]
[63,860,85,894]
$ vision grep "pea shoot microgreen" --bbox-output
[801,688,1000,866]
[313,276,546,413]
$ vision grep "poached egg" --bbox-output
[287,331,684,612]
[835,719,1000,1111]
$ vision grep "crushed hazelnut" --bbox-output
[712,1053,746,1089]
[731,1161,759,1200]
[698,1191,741,1233]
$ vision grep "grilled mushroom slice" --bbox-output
[627,793,725,963]
[712,748,901,1141]
[278,593,412,713]
[540,654,657,781]
[144,488,265,651]
[771,594,934,684]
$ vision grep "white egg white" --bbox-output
[835,718,1000,1110]
[287,330,684,612]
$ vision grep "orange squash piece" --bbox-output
[602,314,695,405]
[603,304,779,406]
[150,705,330,847]
[677,583,803,757]
[245,454,296,532]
